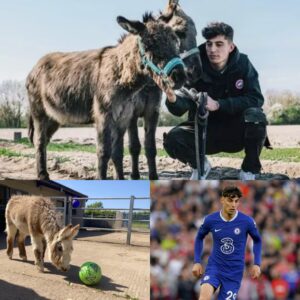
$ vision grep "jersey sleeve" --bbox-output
[248,217,262,266]
[194,217,210,263]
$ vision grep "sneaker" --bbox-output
[239,170,257,180]
[190,157,212,180]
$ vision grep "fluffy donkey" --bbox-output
[128,0,202,179]
[5,195,79,272]
[27,11,187,179]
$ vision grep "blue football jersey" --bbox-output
[194,211,261,281]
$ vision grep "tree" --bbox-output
[84,201,116,218]
[0,80,28,128]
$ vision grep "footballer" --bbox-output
[192,186,262,300]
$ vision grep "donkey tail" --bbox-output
[28,114,34,145]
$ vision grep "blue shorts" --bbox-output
[201,270,241,300]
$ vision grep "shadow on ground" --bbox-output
[76,228,150,248]
[0,232,127,293]
[0,279,50,300]
[159,166,290,180]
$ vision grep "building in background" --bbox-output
[0,180,87,232]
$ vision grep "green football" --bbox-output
[79,262,102,285]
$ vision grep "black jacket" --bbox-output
[166,43,264,121]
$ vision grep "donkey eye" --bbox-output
[57,242,63,252]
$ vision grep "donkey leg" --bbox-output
[33,117,50,180]
[16,231,27,261]
[31,235,44,272]
[128,116,141,179]
[111,126,126,180]
[46,119,60,144]
[6,224,17,259]
[41,238,47,262]
[96,119,111,179]
[144,110,159,180]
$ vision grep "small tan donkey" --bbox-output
[5,195,80,272]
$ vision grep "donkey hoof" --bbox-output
[35,262,44,272]
[7,254,13,260]
[20,255,27,261]
[39,174,49,180]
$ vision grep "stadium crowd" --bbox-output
[150,180,300,300]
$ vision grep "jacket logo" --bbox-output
[235,79,244,89]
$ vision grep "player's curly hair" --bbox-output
[222,186,242,198]
[202,22,234,41]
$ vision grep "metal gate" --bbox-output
[50,196,149,245]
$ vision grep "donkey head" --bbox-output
[159,0,202,84]
[117,12,186,89]
[49,224,80,272]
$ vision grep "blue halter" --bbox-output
[138,37,185,79]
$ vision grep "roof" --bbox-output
[36,180,88,198]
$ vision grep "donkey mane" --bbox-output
[142,11,155,23]
[37,197,63,242]
[118,33,128,44]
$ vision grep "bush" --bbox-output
[265,90,300,125]
[0,80,28,128]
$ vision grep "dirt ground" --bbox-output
[0,126,299,180]
[0,230,150,300]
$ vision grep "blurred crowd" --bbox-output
[150,180,300,300]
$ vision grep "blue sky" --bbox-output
[0,0,299,92]
[55,180,150,209]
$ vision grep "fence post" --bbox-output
[63,197,67,226]
[68,196,72,224]
[126,195,135,245]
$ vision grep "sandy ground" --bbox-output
[0,126,299,179]
[0,230,150,300]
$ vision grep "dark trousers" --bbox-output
[163,114,267,173]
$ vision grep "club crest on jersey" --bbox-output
[235,79,244,89]
[203,275,210,281]
[220,237,235,254]
[234,227,241,235]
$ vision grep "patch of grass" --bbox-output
[7,138,300,162]
[152,148,300,162]
[132,221,149,229]
[208,148,300,163]
[0,148,23,157]
[17,138,96,153]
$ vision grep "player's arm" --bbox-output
[248,218,262,279]
[192,218,210,278]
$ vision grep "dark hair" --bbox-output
[202,22,234,42]
[222,186,242,198]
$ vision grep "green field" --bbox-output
[1,138,299,162]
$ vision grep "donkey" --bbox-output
[5,195,80,272]
[26,11,187,179]
[127,0,202,179]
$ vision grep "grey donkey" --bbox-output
[26,10,187,179]
[128,0,202,179]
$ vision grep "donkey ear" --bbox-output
[59,224,72,238]
[168,0,179,5]
[70,224,80,239]
[160,4,177,23]
[117,16,146,35]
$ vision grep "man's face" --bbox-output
[205,35,235,69]
[221,196,240,216]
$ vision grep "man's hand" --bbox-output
[192,263,204,278]
[249,265,261,279]
[205,96,220,111]
[152,75,176,103]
